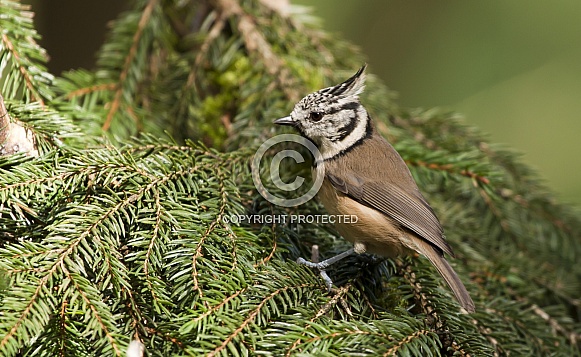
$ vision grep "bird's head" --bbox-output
[275,65,370,159]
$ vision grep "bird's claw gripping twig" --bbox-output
[297,246,356,291]
[296,257,334,291]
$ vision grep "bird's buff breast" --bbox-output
[316,178,413,257]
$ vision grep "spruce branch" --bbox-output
[205,282,314,357]
[406,159,491,185]
[0,0,580,356]
[65,82,117,100]
[285,283,354,356]
[383,329,434,357]
[0,0,52,105]
[102,0,159,131]
[213,0,300,102]
[0,33,45,105]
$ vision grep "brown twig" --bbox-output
[383,329,432,357]
[530,303,579,346]
[61,264,122,356]
[285,282,355,356]
[208,283,312,357]
[144,327,185,349]
[65,83,117,99]
[0,33,45,107]
[505,286,580,347]
[192,169,228,307]
[406,159,490,185]
[103,0,159,131]
[253,207,278,268]
[213,0,300,102]
[396,258,471,356]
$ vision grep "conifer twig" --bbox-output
[208,283,313,357]
[103,0,159,131]
[0,33,45,106]
[213,0,300,101]
[383,329,432,357]
[406,159,490,185]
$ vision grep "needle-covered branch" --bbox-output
[0,0,579,356]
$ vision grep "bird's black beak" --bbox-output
[273,116,296,127]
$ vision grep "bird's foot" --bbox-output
[296,247,356,291]
[296,257,334,291]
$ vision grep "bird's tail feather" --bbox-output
[417,241,475,313]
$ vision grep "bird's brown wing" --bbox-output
[327,172,454,256]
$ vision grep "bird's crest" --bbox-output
[320,64,367,99]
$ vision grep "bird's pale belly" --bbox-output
[316,179,415,257]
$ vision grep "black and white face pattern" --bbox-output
[288,66,371,160]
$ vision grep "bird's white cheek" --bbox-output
[318,138,336,155]
[302,126,320,141]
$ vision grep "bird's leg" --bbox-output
[297,248,355,269]
[297,248,355,290]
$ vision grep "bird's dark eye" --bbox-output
[309,112,324,121]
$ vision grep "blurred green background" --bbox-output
[26,0,581,205]
[294,0,581,206]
